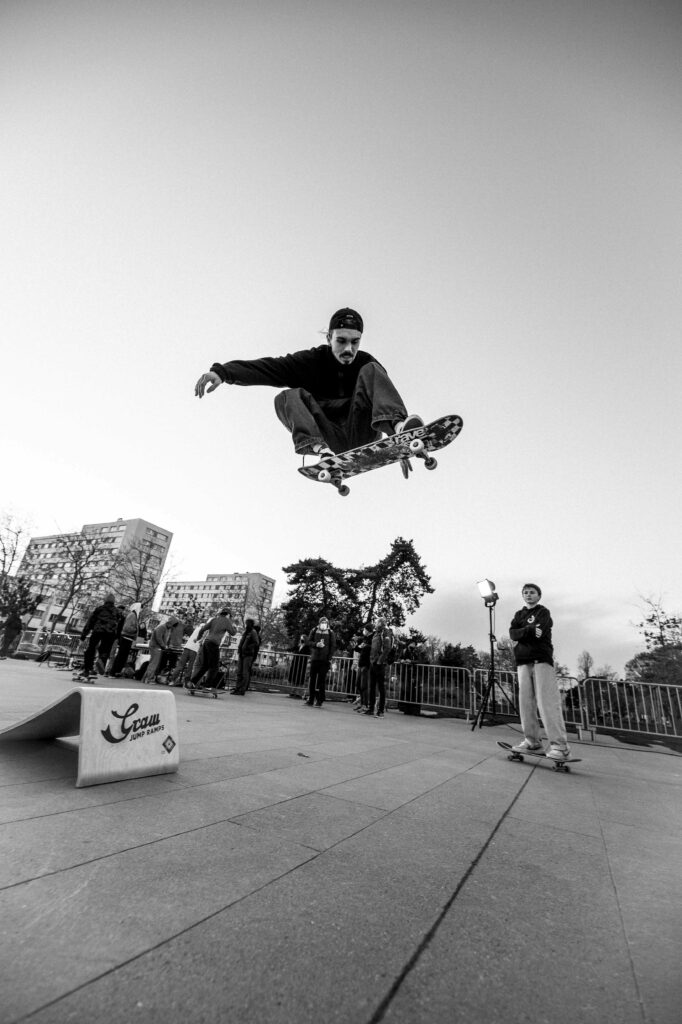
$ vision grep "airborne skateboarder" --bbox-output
[194,307,424,459]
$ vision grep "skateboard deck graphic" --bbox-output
[497,741,581,773]
[298,414,463,495]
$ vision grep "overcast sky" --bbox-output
[2,0,681,675]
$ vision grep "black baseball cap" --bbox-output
[329,308,363,333]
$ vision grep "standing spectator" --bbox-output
[171,621,206,687]
[79,594,120,681]
[0,611,23,659]
[305,616,336,708]
[109,602,142,677]
[288,633,311,693]
[189,607,236,690]
[145,616,177,684]
[231,618,260,695]
[364,616,394,718]
[353,625,373,712]
[509,583,571,760]
[157,615,185,683]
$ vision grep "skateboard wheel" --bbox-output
[409,438,425,454]
[337,484,350,497]
[318,469,331,482]
[424,456,437,470]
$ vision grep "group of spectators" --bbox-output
[289,614,397,717]
[73,595,262,693]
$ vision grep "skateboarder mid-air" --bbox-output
[194,307,424,459]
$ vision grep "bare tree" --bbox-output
[0,510,41,619]
[577,650,594,680]
[23,532,122,635]
[109,536,172,610]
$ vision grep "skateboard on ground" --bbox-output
[497,741,581,774]
[186,684,225,700]
[298,414,463,496]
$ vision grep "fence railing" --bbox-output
[9,636,682,741]
[244,651,682,741]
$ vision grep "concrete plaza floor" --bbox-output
[1,660,681,1024]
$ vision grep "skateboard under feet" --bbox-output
[497,741,581,773]
[298,414,463,496]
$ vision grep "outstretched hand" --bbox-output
[195,371,222,398]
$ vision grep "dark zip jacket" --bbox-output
[509,604,554,666]
[211,346,383,401]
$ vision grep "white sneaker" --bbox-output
[546,745,571,761]
[511,739,544,754]
[395,415,424,434]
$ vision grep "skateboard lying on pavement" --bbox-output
[186,685,225,700]
[298,414,463,496]
[497,741,581,774]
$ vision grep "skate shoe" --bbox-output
[511,739,544,754]
[547,745,571,761]
[395,415,424,433]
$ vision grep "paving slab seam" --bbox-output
[0,783,404,891]
[362,764,539,1024]
[8,848,322,1024]
[593,791,650,1023]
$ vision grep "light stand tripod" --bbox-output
[471,590,501,729]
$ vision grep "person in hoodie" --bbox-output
[231,618,260,695]
[79,594,120,680]
[509,583,571,761]
[157,614,186,683]
[145,616,177,684]
[109,601,142,677]
[304,616,336,708]
[189,607,236,690]
[194,307,424,460]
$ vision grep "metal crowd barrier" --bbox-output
[8,638,681,741]
[246,652,682,740]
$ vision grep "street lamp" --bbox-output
[472,580,500,729]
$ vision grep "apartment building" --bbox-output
[159,572,275,624]
[19,517,173,630]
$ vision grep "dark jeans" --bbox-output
[158,650,179,676]
[83,632,116,675]
[111,636,135,675]
[234,654,255,693]
[368,662,386,714]
[190,640,220,688]
[274,362,408,454]
[358,665,370,706]
[308,660,329,705]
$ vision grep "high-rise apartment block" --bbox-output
[19,518,173,630]
[159,572,275,624]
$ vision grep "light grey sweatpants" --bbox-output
[517,662,569,749]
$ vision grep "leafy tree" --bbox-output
[625,596,682,687]
[280,557,358,641]
[439,642,480,671]
[636,596,682,651]
[394,627,428,661]
[350,537,434,627]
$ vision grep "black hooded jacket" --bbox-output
[509,604,554,666]
[211,346,383,401]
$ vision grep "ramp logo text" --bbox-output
[101,703,164,745]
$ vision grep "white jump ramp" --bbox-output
[0,686,180,787]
